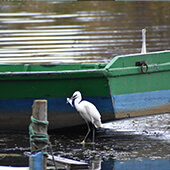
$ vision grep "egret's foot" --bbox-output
[80,140,85,145]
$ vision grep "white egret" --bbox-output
[67,91,103,144]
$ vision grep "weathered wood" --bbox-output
[31,100,48,170]
[48,155,88,169]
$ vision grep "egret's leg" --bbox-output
[81,121,90,144]
[92,125,95,144]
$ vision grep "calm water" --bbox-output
[0,1,170,169]
[0,1,170,64]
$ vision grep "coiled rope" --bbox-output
[29,115,57,169]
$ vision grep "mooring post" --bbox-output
[30,100,48,170]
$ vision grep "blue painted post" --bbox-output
[29,152,43,170]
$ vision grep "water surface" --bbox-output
[0,113,169,169]
[0,1,170,64]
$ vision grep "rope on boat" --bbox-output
[29,116,57,169]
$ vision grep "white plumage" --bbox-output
[67,91,102,144]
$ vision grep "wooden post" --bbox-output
[31,100,48,170]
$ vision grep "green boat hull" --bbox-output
[105,50,170,118]
[0,51,169,130]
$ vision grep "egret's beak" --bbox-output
[71,94,77,100]
[66,94,77,107]
[66,97,74,107]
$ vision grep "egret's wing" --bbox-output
[84,102,102,128]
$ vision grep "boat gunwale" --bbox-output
[105,50,170,70]
[0,69,104,75]
[106,62,170,77]
[0,69,108,81]
[0,50,169,80]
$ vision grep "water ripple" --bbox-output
[0,2,170,64]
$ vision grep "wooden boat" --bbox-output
[0,50,169,130]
